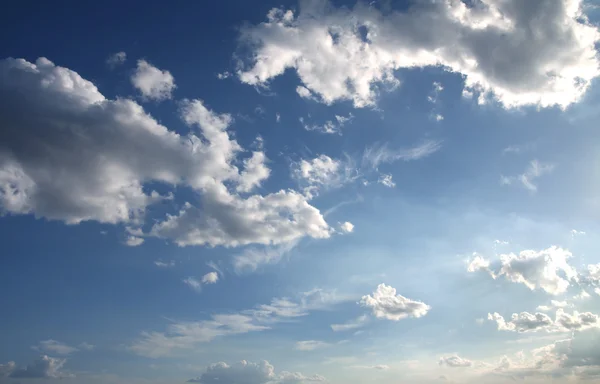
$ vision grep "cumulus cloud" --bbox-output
[202,272,219,284]
[7,355,71,378]
[106,51,126,68]
[338,221,354,234]
[0,57,333,249]
[187,360,324,384]
[131,59,176,101]
[360,283,430,321]
[488,309,600,333]
[439,355,473,368]
[467,246,578,295]
[125,235,144,247]
[237,0,599,109]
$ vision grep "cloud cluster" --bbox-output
[468,246,578,295]
[187,360,324,384]
[1,355,71,378]
[0,57,332,248]
[439,355,473,368]
[488,308,600,333]
[237,0,599,109]
[359,283,430,321]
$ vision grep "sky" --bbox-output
[2,0,600,383]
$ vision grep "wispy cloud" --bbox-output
[362,140,442,170]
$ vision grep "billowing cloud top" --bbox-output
[238,0,599,109]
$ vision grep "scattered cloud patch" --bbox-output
[125,235,144,247]
[295,340,330,351]
[331,315,368,332]
[439,355,473,368]
[106,51,126,68]
[131,59,176,101]
[188,360,324,384]
[377,174,395,188]
[338,221,354,234]
[360,284,431,321]
[500,160,554,193]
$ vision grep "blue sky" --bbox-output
[2,0,600,383]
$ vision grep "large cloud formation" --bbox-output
[237,0,599,109]
[0,57,332,247]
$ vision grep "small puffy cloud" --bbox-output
[201,272,219,284]
[295,155,341,186]
[32,340,78,355]
[237,1,600,109]
[106,51,126,68]
[439,355,473,368]
[9,355,71,378]
[295,340,329,351]
[338,221,354,234]
[78,342,95,351]
[125,235,144,247]
[131,59,176,101]
[331,315,368,332]
[187,360,324,384]
[377,174,395,188]
[467,246,578,295]
[360,284,430,321]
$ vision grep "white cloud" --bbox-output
[131,59,176,101]
[467,246,578,295]
[187,360,325,384]
[125,235,144,247]
[201,272,219,284]
[32,340,78,355]
[182,277,203,292]
[236,151,270,193]
[362,140,442,170]
[295,340,330,351]
[360,283,431,321]
[276,113,281,122]
[8,355,71,378]
[106,51,126,68]
[0,57,335,248]
[78,342,95,351]
[130,315,269,358]
[299,112,353,135]
[130,289,346,357]
[183,273,218,292]
[377,174,395,188]
[154,260,176,268]
[488,309,600,333]
[338,221,354,234]
[439,355,473,368]
[331,314,368,332]
[232,241,298,273]
[237,1,599,109]
[501,159,554,193]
